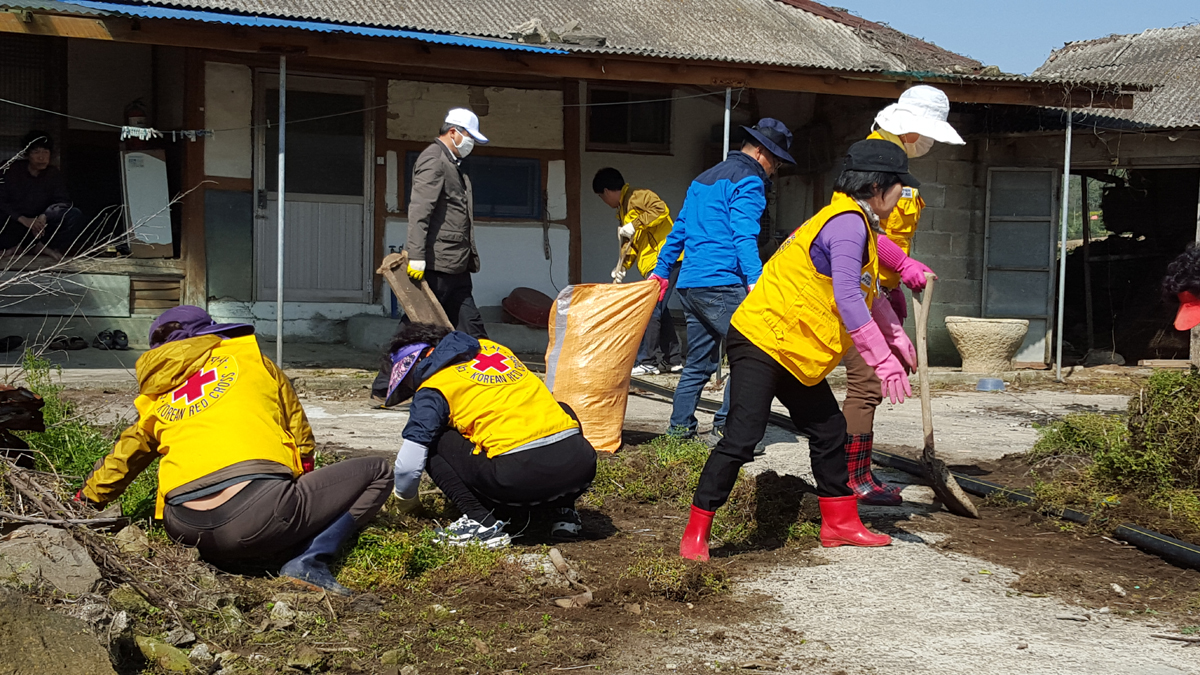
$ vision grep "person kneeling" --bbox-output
[383,323,597,548]
[78,306,393,595]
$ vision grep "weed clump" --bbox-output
[1028,368,1200,529]
[622,548,728,601]
[335,525,506,590]
[16,350,155,519]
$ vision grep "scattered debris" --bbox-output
[287,643,325,670]
[1111,583,1127,597]
[164,625,196,646]
[1055,613,1090,622]
[136,635,193,672]
[113,524,151,557]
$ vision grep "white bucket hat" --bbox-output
[874,85,964,145]
[445,108,488,144]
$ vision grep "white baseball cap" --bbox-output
[874,85,964,145]
[445,108,488,144]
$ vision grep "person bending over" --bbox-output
[384,323,597,548]
[680,140,919,560]
[78,306,392,595]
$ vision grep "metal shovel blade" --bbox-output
[912,273,980,519]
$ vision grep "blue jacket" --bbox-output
[653,151,768,288]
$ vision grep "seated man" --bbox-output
[0,131,85,260]
[593,167,683,376]
[384,323,597,548]
[79,306,393,595]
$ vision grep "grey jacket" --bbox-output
[405,140,479,274]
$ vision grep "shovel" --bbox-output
[611,238,633,283]
[911,272,980,519]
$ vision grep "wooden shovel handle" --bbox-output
[912,273,936,450]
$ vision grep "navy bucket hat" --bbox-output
[741,118,795,165]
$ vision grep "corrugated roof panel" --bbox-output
[61,0,567,52]
[88,0,974,72]
[1034,24,1200,128]
[0,0,111,14]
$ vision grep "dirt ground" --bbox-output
[47,370,1200,674]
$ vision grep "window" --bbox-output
[405,152,542,220]
[586,86,671,153]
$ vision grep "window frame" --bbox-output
[585,84,672,155]
[401,145,548,223]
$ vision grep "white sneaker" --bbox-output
[631,364,660,376]
[669,364,684,373]
[434,515,511,549]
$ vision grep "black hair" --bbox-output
[149,321,182,348]
[22,130,52,153]
[833,170,903,201]
[440,122,466,136]
[1162,243,1200,301]
[385,322,452,360]
[592,167,624,194]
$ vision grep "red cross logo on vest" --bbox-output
[173,369,218,404]
[472,352,510,374]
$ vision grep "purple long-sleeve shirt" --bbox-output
[808,212,872,332]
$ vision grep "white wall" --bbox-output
[577,82,752,285]
[383,217,570,312]
[68,41,153,131]
[203,62,253,178]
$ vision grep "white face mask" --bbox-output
[452,130,475,158]
[904,134,935,158]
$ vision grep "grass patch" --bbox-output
[1026,368,1200,531]
[16,350,156,520]
[622,547,729,601]
[585,434,710,507]
[335,523,506,590]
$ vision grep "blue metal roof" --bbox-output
[64,1,566,53]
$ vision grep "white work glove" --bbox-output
[611,266,627,282]
[393,439,429,500]
[406,259,426,281]
[618,223,635,240]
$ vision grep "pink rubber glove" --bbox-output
[848,320,912,404]
[896,257,935,292]
[875,234,936,292]
[648,273,669,302]
[871,295,917,373]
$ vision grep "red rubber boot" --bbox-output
[818,495,892,548]
[679,505,716,561]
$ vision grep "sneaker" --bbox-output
[549,508,583,540]
[669,364,684,373]
[631,364,660,376]
[434,515,512,549]
[706,425,724,448]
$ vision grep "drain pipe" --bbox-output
[275,56,287,367]
[1055,109,1073,382]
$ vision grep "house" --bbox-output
[0,0,1139,364]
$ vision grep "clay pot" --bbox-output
[944,316,1029,373]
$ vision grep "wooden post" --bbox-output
[180,49,207,308]
[1081,175,1094,352]
[563,79,582,285]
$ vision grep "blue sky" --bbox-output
[833,1,1200,74]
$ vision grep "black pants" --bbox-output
[0,206,85,255]
[426,420,597,526]
[163,457,392,563]
[692,326,853,512]
[426,270,488,339]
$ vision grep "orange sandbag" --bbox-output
[544,280,659,452]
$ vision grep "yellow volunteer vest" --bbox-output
[419,340,579,458]
[866,129,925,289]
[731,193,880,386]
[619,185,679,277]
[139,335,302,518]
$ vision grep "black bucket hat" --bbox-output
[740,118,795,165]
[843,139,921,188]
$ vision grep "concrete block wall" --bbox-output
[905,142,986,366]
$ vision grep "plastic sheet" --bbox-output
[544,280,659,452]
